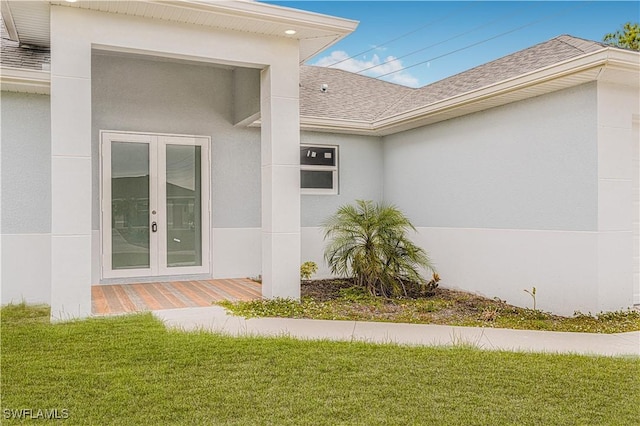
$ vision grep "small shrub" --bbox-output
[300,261,318,280]
[323,200,435,298]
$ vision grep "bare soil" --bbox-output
[300,279,560,324]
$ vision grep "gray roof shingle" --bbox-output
[300,65,412,121]
[1,18,50,71]
[379,35,608,118]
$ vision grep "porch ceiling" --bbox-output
[2,0,358,62]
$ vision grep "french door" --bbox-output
[101,131,210,279]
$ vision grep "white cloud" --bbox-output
[313,50,420,88]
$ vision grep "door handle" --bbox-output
[151,222,157,233]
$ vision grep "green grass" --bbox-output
[220,285,640,333]
[2,304,639,425]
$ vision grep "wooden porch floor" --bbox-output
[91,278,262,315]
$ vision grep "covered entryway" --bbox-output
[0,0,356,319]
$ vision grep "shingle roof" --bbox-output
[300,65,412,121]
[378,35,608,118]
[1,19,50,71]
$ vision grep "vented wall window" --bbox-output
[300,145,338,195]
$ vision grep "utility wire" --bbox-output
[375,1,592,80]
[355,2,543,75]
[326,2,478,68]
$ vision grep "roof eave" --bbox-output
[0,66,51,94]
[0,0,19,42]
[373,48,639,135]
[300,117,378,136]
[249,116,377,136]
[4,0,358,63]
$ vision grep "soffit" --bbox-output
[2,0,357,62]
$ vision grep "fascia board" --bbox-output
[51,0,358,38]
[178,1,360,34]
[597,49,640,87]
[0,67,51,94]
[42,1,357,63]
[250,116,376,136]
[300,117,376,135]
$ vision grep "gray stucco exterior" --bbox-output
[301,131,384,227]
[91,53,262,229]
[383,82,598,231]
[1,91,51,234]
[91,54,385,230]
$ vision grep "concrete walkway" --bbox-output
[153,306,640,357]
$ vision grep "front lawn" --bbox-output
[2,303,639,425]
[221,280,640,333]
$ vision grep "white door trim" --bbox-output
[100,130,211,280]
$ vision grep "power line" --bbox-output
[375,1,592,81]
[355,2,543,76]
[326,2,478,68]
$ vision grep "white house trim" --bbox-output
[0,67,51,94]
[4,0,358,61]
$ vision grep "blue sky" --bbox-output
[263,1,639,87]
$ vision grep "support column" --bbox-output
[260,63,301,299]
[49,8,93,319]
[596,80,637,312]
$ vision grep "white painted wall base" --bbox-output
[0,234,51,305]
[412,227,636,316]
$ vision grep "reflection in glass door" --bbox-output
[111,142,151,270]
[101,132,210,279]
[165,144,202,267]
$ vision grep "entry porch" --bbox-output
[92,278,261,315]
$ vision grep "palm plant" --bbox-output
[323,200,435,297]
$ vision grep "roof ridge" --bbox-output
[302,63,410,89]
[553,34,607,53]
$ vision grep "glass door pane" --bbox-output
[111,142,150,269]
[166,144,202,267]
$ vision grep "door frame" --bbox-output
[100,130,211,280]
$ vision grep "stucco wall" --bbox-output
[1,91,52,304]
[216,131,384,278]
[299,131,384,277]
[595,80,639,312]
[92,53,262,230]
[301,131,383,227]
[382,83,602,315]
[1,92,52,234]
[383,83,598,231]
